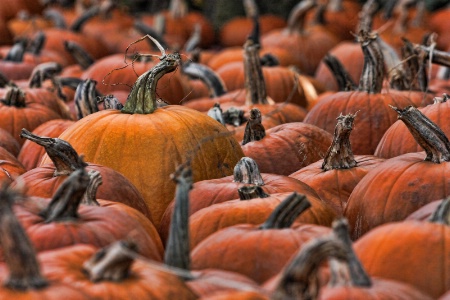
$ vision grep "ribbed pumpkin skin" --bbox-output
[189,192,336,248]
[344,152,450,240]
[354,221,450,299]
[289,155,385,215]
[0,146,26,184]
[10,163,151,220]
[191,223,331,284]
[11,196,164,262]
[44,107,244,227]
[40,244,198,300]
[375,101,450,159]
[242,122,333,176]
[304,91,431,155]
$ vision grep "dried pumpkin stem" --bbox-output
[43,9,68,29]
[83,240,137,282]
[70,5,100,32]
[233,157,264,185]
[322,113,357,171]
[181,62,227,98]
[75,79,100,119]
[223,107,247,127]
[243,0,259,19]
[207,103,225,125]
[238,185,269,200]
[28,31,46,56]
[357,30,384,94]
[357,0,378,33]
[4,39,27,62]
[184,23,201,53]
[164,163,192,271]
[1,87,26,107]
[391,105,450,163]
[428,197,450,225]
[99,94,124,110]
[244,39,268,106]
[81,170,102,206]
[286,0,316,34]
[122,51,180,114]
[332,218,372,287]
[59,77,84,90]
[169,0,188,19]
[64,41,95,70]
[39,168,90,223]
[272,237,348,300]
[323,54,357,91]
[0,71,9,88]
[0,186,48,291]
[328,0,343,12]
[20,129,87,176]
[242,108,266,145]
[28,62,62,88]
[259,192,310,230]
[413,44,450,68]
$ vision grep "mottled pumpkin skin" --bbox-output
[304,91,432,155]
[344,152,450,240]
[44,106,244,227]
[354,221,450,299]
[40,244,198,300]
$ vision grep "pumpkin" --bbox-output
[0,146,26,184]
[159,156,322,243]
[271,219,433,300]
[42,38,244,227]
[14,129,151,220]
[0,185,93,300]
[354,198,450,298]
[304,29,430,155]
[0,127,20,156]
[11,167,164,261]
[344,105,450,240]
[191,193,332,284]
[290,113,385,215]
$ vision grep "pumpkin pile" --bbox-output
[0,0,449,298]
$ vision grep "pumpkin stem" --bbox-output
[27,31,45,56]
[4,38,27,62]
[169,0,188,19]
[322,113,357,171]
[223,107,247,127]
[134,21,169,51]
[121,40,180,114]
[242,108,266,145]
[207,103,226,125]
[328,0,343,12]
[413,43,450,69]
[390,105,450,163]
[233,157,265,185]
[1,86,27,107]
[64,40,95,70]
[59,77,84,90]
[238,185,269,200]
[181,62,227,98]
[397,38,427,92]
[43,9,68,29]
[323,54,357,91]
[272,237,347,300]
[0,185,48,291]
[311,4,327,26]
[332,218,372,287]
[81,170,101,206]
[20,128,87,176]
[83,240,138,282]
[75,79,100,119]
[0,71,9,88]
[243,0,258,19]
[70,5,100,32]
[286,0,316,34]
[248,12,260,46]
[243,39,268,106]
[28,62,62,88]
[433,93,450,104]
[184,23,201,53]
[259,192,311,230]
[392,0,411,34]
[428,197,450,225]
[357,30,384,94]
[164,163,192,271]
[357,0,378,33]
[98,94,124,110]
[39,167,90,223]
